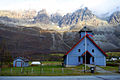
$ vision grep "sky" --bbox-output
[0,0,120,16]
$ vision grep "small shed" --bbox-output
[13,57,29,67]
[31,61,41,66]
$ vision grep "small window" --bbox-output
[78,49,81,52]
[83,43,89,46]
[78,56,81,62]
[87,43,89,46]
[83,43,85,46]
[92,49,94,53]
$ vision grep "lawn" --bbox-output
[0,64,98,76]
[99,66,119,72]
[50,54,64,57]
[106,52,120,56]
[42,61,62,65]
[105,52,120,72]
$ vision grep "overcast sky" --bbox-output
[0,0,120,16]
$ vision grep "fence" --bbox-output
[0,65,89,75]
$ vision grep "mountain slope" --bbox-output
[0,10,37,19]
[108,11,120,25]
[50,13,62,23]
[34,9,51,24]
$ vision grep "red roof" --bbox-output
[65,34,108,56]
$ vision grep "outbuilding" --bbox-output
[31,61,41,66]
[13,57,29,67]
[64,26,108,67]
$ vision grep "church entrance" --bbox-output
[82,52,92,64]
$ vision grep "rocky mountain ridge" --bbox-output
[108,11,120,25]
[0,7,120,30]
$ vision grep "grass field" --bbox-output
[50,54,64,57]
[106,52,120,56]
[0,64,97,76]
[42,61,62,65]
[1,52,120,76]
[99,66,119,72]
[100,52,120,72]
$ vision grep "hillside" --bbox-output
[0,7,120,59]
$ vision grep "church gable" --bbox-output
[65,35,86,56]
[64,26,107,66]
[65,35,107,57]
[85,37,106,57]
[86,35,107,56]
[66,41,84,56]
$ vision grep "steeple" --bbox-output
[79,26,93,39]
[79,26,92,33]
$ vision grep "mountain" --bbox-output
[50,13,62,23]
[0,10,37,19]
[0,7,120,59]
[0,7,120,28]
[108,11,120,25]
[34,9,51,24]
[59,7,95,26]
[58,7,109,31]
[0,7,114,30]
[0,16,19,23]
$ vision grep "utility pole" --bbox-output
[85,29,87,72]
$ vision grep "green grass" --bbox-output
[106,52,120,56]
[42,61,62,65]
[0,64,99,76]
[50,54,64,57]
[99,66,119,72]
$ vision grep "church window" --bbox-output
[92,49,94,53]
[78,49,81,52]
[78,56,81,62]
[92,57,94,62]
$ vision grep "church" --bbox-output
[64,26,107,67]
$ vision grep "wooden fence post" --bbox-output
[11,68,12,73]
[62,68,64,73]
[118,65,120,73]
[21,68,23,73]
[52,68,54,73]
[41,68,43,73]
[82,67,85,72]
[31,68,33,73]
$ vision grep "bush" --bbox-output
[106,63,119,66]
